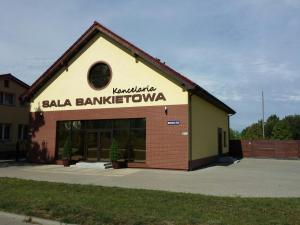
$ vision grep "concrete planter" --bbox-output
[112,161,127,169]
[62,159,70,167]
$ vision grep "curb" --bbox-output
[0,211,77,225]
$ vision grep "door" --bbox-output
[86,131,99,161]
[85,130,112,161]
[98,130,112,161]
[218,128,223,156]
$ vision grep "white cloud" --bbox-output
[1,0,300,130]
[273,92,300,102]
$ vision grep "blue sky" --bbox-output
[1,0,299,130]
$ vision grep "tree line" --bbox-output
[230,114,300,140]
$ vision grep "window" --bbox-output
[5,93,14,105]
[114,119,130,129]
[0,124,11,141]
[56,121,72,159]
[18,124,28,140]
[130,129,146,162]
[4,80,9,88]
[88,62,111,89]
[223,131,227,147]
[56,119,146,162]
[0,92,15,106]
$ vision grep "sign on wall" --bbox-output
[41,85,166,108]
[167,120,180,125]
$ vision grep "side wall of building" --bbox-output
[190,95,229,169]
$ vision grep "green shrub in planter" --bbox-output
[110,139,120,161]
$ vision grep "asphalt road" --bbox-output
[0,158,299,197]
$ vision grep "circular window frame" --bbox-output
[87,61,112,90]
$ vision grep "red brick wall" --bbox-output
[230,140,300,159]
[29,104,189,170]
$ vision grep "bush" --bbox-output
[110,139,120,161]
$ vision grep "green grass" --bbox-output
[0,178,299,225]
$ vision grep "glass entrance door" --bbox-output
[85,130,112,161]
[86,131,99,161]
[99,131,112,161]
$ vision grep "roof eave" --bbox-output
[22,25,100,101]
[191,85,236,115]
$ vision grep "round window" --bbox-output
[88,62,111,89]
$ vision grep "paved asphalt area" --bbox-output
[0,158,299,197]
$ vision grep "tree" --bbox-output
[285,115,300,139]
[265,114,280,139]
[271,120,292,140]
[272,115,300,140]
[230,128,241,139]
[239,114,300,140]
[241,121,263,140]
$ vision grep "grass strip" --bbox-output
[0,177,299,225]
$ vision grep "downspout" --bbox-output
[228,114,233,155]
[188,92,194,170]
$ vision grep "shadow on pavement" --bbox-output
[196,156,242,170]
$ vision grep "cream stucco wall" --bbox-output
[191,95,229,160]
[30,34,188,112]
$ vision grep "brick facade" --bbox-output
[28,104,189,170]
[230,140,300,159]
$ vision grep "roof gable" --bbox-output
[0,73,29,89]
[22,21,235,114]
[29,33,189,112]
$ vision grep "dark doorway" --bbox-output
[85,130,112,162]
[98,130,112,161]
[86,131,98,161]
[218,128,223,156]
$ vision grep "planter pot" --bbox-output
[62,159,70,167]
[112,161,127,169]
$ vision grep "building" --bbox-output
[21,22,235,170]
[0,74,29,159]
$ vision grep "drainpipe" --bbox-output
[188,92,194,170]
[228,114,233,156]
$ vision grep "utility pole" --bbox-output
[262,91,265,139]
